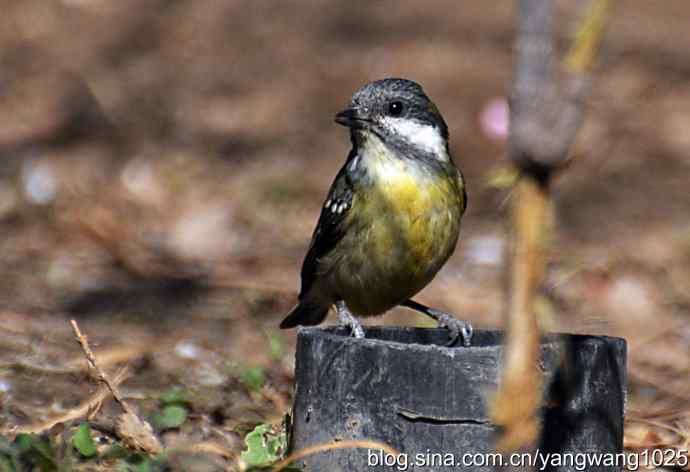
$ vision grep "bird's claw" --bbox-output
[343,318,365,338]
[434,312,473,347]
[336,301,365,338]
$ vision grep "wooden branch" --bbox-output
[492,178,551,454]
[492,0,613,456]
[510,0,611,173]
[509,0,558,174]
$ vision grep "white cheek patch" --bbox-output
[382,117,448,159]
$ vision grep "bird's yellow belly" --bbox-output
[331,169,461,316]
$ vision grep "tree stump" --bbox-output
[288,327,626,471]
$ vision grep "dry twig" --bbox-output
[70,319,163,454]
[7,367,129,435]
[70,319,131,414]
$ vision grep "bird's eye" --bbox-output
[388,101,404,116]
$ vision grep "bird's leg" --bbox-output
[403,299,473,347]
[335,300,365,338]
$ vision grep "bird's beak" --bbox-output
[335,107,368,129]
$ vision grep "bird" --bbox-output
[280,78,472,346]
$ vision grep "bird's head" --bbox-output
[335,78,450,159]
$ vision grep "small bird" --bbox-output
[280,78,472,346]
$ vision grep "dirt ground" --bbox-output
[1,1,690,470]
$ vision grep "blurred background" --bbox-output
[1,0,690,467]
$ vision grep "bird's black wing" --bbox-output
[299,151,357,299]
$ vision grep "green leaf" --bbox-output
[73,423,97,458]
[266,430,287,459]
[153,405,187,430]
[14,434,34,454]
[240,424,288,468]
[159,387,191,406]
[240,367,265,392]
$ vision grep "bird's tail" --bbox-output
[279,300,330,329]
